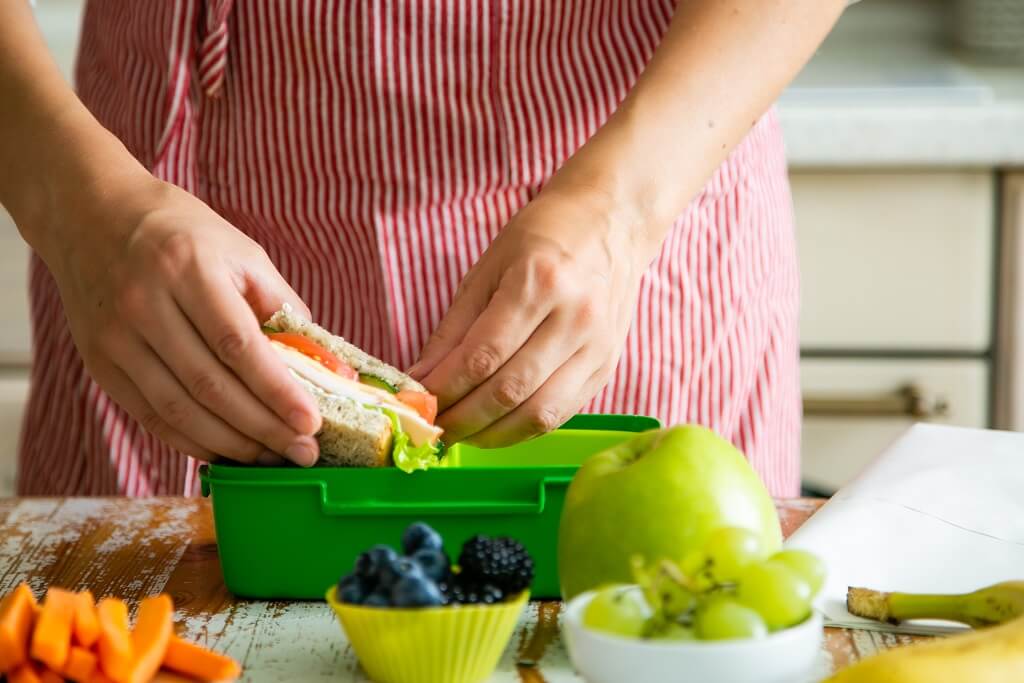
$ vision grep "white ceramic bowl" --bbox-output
[563,588,824,683]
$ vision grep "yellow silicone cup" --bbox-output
[326,586,529,683]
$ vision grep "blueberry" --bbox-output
[411,548,450,582]
[391,574,444,607]
[402,522,443,555]
[363,589,391,608]
[379,557,422,589]
[336,574,368,604]
[354,544,399,580]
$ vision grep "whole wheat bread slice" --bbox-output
[294,376,393,467]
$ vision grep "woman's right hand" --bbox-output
[41,174,322,467]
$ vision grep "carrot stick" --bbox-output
[151,672,202,683]
[96,598,132,683]
[73,591,100,648]
[39,668,64,683]
[162,636,241,681]
[9,660,42,683]
[126,594,173,683]
[0,583,38,671]
[87,670,116,683]
[30,587,76,672]
[63,644,98,681]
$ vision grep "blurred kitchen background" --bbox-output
[1,0,1022,496]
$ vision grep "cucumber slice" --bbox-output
[261,325,278,335]
[359,374,398,394]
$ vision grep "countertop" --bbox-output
[0,497,930,682]
[779,2,1024,168]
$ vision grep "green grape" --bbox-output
[680,548,707,576]
[703,526,765,583]
[735,561,812,630]
[648,622,696,641]
[770,550,826,597]
[631,556,660,610]
[657,577,697,620]
[694,598,768,641]
[583,585,651,638]
[679,549,716,592]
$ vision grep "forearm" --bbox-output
[0,1,147,259]
[546,0,846,255]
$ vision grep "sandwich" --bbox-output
[262,304,444,471]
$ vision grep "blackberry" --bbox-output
[440,576,505,605]
[457,535,534,594]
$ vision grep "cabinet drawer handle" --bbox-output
[803,384,949,419]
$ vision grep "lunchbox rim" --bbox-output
[199,413,660,489]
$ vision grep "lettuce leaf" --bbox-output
[380,408,443,473]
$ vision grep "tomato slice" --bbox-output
[267,332,358,380]
[395,390,438,424]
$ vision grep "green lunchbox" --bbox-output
[199,413,659,599]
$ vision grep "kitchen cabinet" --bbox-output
[0,208,30,497]
[0,372,30,497]
[800,358,988,493]
[995,173,1024,431]
[793,170,998,494]
[794,172,994,352]
[0,207,32,365]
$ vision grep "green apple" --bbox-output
[557,425,782,600]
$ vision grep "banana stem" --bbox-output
[847,587,962,624]
[888,592,965,622]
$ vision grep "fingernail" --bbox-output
[406,362,424,379]
[289,408,321,434]
[285,439,319,467]
[255,450,287,467]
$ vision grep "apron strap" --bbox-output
[155,0,233,167]
[198,0,234,98]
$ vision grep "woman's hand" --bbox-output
[410,187,654,446]
[42,174,322,466]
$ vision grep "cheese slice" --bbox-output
[271,341,443,447]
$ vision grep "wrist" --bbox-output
[8,107,154,266]
[541,161,667,272]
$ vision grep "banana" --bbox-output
[847,581,1024,628]
[825,582,1024,683]
[824,612,1024,683]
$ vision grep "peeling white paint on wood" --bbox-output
[177,599,585,682]
[0,497,913,682]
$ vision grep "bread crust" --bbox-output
[268,304,425,392]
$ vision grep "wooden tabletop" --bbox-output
[0,497,926,682]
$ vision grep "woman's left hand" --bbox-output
[409,187,654,446]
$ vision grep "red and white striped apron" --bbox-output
[20,0,801,497]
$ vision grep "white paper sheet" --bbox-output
[785,423,1024,635]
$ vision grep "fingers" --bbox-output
[462,349,610,448]
[237,257,313,321]
[407,269,494,381]
[171,265,322,439]
[93,360,216,462]
[435,311,582,443]
[419,281,555,410]
[109,335,269,462]
[131,291,320,465]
